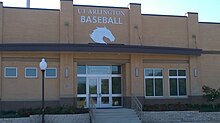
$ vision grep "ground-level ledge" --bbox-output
[142,111,220,123]
[0,114,89,123]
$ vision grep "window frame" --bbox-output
[168,69,187,97]
[144,68,164,98]
[4,67,18,78]
[45,68,57,78]
[25,67,38,78]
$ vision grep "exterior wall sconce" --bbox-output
[65,68,69,78]
[135,67,139,77]
[194,68,198,77]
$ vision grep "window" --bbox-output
[77,77,86,94]
[25,67,37,78]
[45,68,57,78]
[77,65,86,74]
[112,77,121,94]
[169,69,187,96]
[4,67,17,78]
[112,65,121,74]
[144,68,163,97]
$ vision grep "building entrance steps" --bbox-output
[94,108,142,123]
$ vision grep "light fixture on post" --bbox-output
[39,58,47,123]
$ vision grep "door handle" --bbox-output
[97,93,101,98]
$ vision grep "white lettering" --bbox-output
[80,16,123,25]
[108,17,113,24]
[92,16,97,23]
[80,16,86,23]
[86,16,92,23]
[103,17,108,23]
[118,18,122,24]
[97,16,102,23]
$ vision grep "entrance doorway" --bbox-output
[88,77,111,108]
[77,65,122,108]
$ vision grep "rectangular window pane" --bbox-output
[112,97,122,106]
[101,79,109,94]
[77,65,86,74]
[46,68,57,78]
[89,78,97,94]
[155,79,163,96]
[101,97,109,104]
[25,68,37,78]
[154,69,162,76]
[87,66,111,74]
[5,67,17,77]
[112,65,121,74]
[146,79,153,96]
[170,78,177,96]
[179,78,187,95]
[145,69,153,76]
[112,77,121,94]
[169,70,177,76]
[178,70,186,76]
[77,77,86,94]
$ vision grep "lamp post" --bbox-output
[39,58,47,123]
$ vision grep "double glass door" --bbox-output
[88,77,111,108]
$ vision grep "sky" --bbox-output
[0,0,219,22]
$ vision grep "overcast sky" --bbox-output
[0,0,219,22]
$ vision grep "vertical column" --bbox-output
[122,63,131,108]
[187,12,199,48]
[130,54,144,96]
[187,12,201,97]
[0,2,3,43]
[60,0,74,43]
[128,3,142,45]
[59,53,74,105]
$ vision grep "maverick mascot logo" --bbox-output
[90,27,115,44]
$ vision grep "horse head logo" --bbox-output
[90,27,115,44]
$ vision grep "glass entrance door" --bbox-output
[88,77,111,108]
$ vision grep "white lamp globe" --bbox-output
[39,58,47,70]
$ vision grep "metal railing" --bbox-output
[131,95,143,120]
[89,94,96,123]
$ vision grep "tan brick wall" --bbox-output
[142,15,188,48]
[3,8,59,43]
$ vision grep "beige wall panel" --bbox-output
[143,63,189,97]
[3,8,59,43]
[74,53,129,60]
[60,1,74,43]
[199,23,220,50]
[2,52,60,58]
[186,13,199,48]
[130,54,144,96]
[59,53,74,97]
[73,62,77,97]
[129,4,142,45]
[1,60,59,101]
[73,6,129,44]
[189,56,202,96]
[143,54,188,61]
[122,63,131,96]
[142,16,188,48]
[200,54,220,89]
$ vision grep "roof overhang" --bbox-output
[0,43,202,56]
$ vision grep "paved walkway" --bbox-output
[94,108,141,123]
